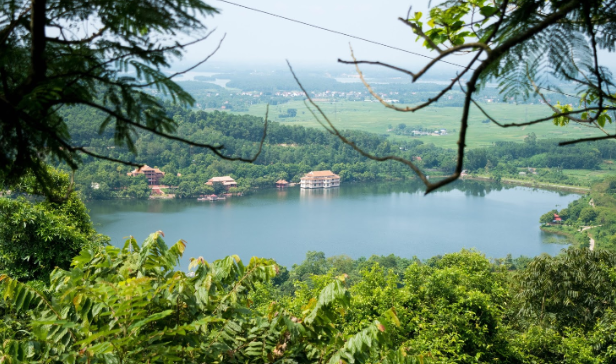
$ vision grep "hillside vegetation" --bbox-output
[2,221,616,363]
[541,178,616,249]
[59,105,616,199]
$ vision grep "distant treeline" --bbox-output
[59,104,616,199]
[188,70,577,106]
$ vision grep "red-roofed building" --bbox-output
[554,214,563,223]
[127,165,165,185]
[276,179,289,188]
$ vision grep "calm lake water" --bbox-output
[87,181,580,270]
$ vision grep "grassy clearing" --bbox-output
[467,174,591,192]
[228,101,606,149]
[563,167,616,185]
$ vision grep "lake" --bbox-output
[87,181,580,270]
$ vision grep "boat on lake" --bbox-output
[197,194,219,201]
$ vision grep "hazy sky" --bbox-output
[174,0,616,76]
[180,0,451,72]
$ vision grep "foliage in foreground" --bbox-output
[2,231,616,363]
[0,232,422,364]
[0,0,219,194]
[279,248,616,363]
[0,169,106,281]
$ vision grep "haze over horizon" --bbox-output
[174,0,460,75]
[172,0,615,78]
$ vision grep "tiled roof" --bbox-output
[208,176,235,182]
[305,170,337,177]
[130,165,164,174]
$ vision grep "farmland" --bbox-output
[230,100,606,149]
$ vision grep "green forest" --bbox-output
[58,104,616,200]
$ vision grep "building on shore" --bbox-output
[300,170,340,189]
[206,176,237,190]
[275,179,289,188]
[127,165,165,185]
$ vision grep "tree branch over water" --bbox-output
[291,0,616,193]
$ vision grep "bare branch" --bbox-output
[559,134,616,145]
[414,0,510,193]
[78,100,268,163]
[560,70,616,104]
[314,0,517,193]
[72,147,143,167]
[46,26,107,45]
[526,70,609,133]
[139,31,225,88]
[337,59,416,79]
[286,60,442,192]
[472,99,615,128]
[49,31,221,91]
[583,2,604,116]
[343,45,481,113]
[247,104,269,162]
[0,5,31,46]
[339,42,488,86]
[398,17,444,54]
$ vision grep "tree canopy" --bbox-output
[0,0,240,196]
[0,167,107,281]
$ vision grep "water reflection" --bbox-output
[276,189,288,199]
[309,179,518,198]
[299,187,340,200]
[87,180,580,269]
[540,230,571,245]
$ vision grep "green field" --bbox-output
[564,166,616,185]
[229,101,607,149]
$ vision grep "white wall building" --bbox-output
[206,176,237,189]
[300,170,341,189]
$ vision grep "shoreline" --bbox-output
[462,175,589,194]
[540,225,588,248]
[83,177,588,202]
[87,181,578,264]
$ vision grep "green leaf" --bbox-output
[122,236,140,253]
[479,6,497,17]
[598,114,607,127]
[304,280,350,325]
[75,329,123,347]
[129,310,174,331]
[89,341,114,355]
